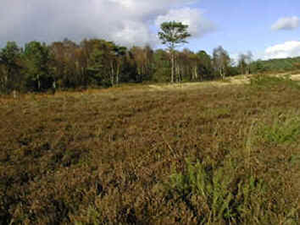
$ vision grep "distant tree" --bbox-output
[85,39,126,87]
[111,45,127,85]
[238,51,253,74]
[130,45,154,82]
[153,49,170,82]
[158,21,191,83]
[86,40,108,86]
[250,60,266,73]
[176,48,197,82]
[23,41,52,91]
[212,46,230,79]
[0,42,22,93]
[197,50,213,80]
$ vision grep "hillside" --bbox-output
[1,76,300,224]
[251,56,300,73]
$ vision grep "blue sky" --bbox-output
[187,0,300,59]
[0,0,300,60]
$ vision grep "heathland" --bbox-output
[1,74,300,224]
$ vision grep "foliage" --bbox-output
[212,46,231,79]
[250,57,300,73]
[0,42,22,92]
[158,21,191,83]
[2,35,300,94]
[166,159,268,224]
[249,74,300,90]
[238,52,253,74]
[158,21,191,50]
[258,111,300,145]
[23,41,52,91]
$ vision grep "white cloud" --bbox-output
[264,41,300,59]
[0,0,213,48]
[271,16,300,31]
[155,8,215,38]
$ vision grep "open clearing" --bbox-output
[148,73,300,91]
[1,75,300,224]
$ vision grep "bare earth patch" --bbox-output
[148,73,300,91]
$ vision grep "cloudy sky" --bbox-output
[1,0,300,60]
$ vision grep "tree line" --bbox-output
[0,39,245,94]
[3,20,300,95]
[1,21,259,94]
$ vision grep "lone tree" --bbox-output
[212,46,230,79]
[158,21,191,83]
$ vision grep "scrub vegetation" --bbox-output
[1,76,300,224]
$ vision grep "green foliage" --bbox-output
[250,57,300,73]
[259,112,300,145]
[250,74,300,90]
[197,50,214,80]
[158,21,191,50]
[2,35,300,93]
[23,41,52,91]
[0,42,22,92]
[86,39,127,87]
[158,21,191,83]
[166,159,269,224]
[152,67,171,82]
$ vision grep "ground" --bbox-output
[1,74,300,224]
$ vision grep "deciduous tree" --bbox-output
[0,42,22,93]
[213,46,230,79]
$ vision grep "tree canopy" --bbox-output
[158,21,191,51]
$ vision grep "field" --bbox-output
[1,75,300,224]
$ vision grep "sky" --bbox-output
[1,0,300,60]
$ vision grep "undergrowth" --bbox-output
[1,78,300,224]
[258,111,300,145]
[250,74,300,90]
[166,159,269,224]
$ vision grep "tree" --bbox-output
[238,51,253,75]
[85,39,125,87]
[23,41,52,91]
[0,42,22,93]
[111,45,127,85]
[131,45,154,82]
[197,50,213,80]
[212,46,230,79]
[158,21,191,83]
[153,49,170,82]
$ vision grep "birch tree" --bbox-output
[213,46,230,79]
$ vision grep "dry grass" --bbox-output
[1,75,300,224]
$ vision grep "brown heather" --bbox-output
[1,76,300,224]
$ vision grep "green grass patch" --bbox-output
[258,112,300,145]
[165,159,270,224]
[250,74,300,90]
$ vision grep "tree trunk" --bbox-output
[171,51,175,83]
[194,65,198,80]
[116,63,120,85]
[110,61,115,86]
[219,68,223,79]
[37,74,41,91]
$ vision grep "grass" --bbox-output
[258,110,300,145]
[1,76,300,224]
[250,74,300,90]
[166,159,268,224]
